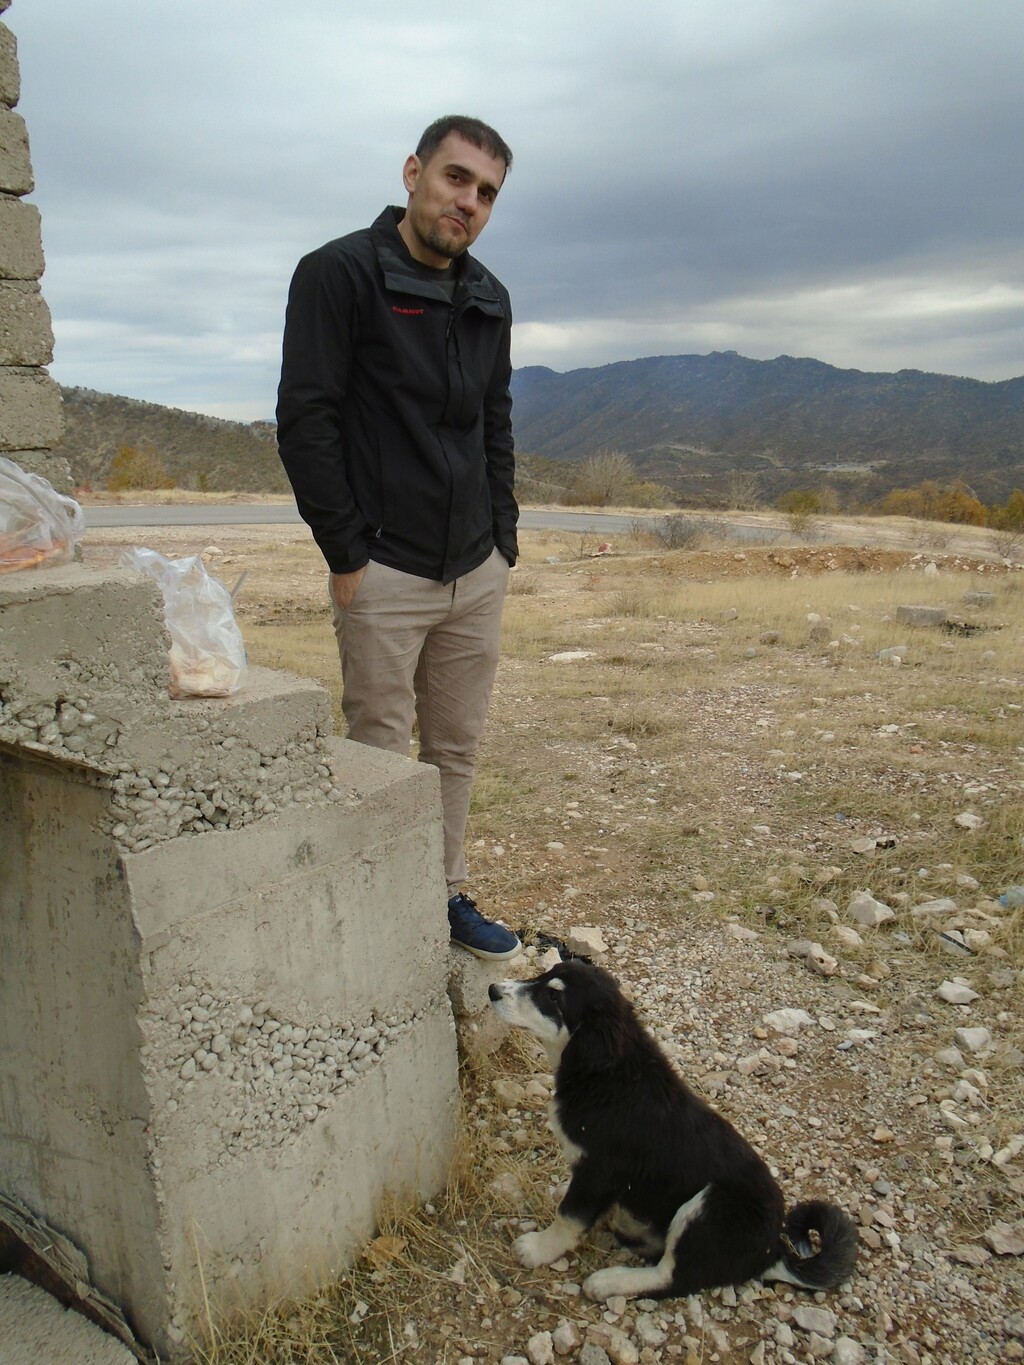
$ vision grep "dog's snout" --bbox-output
[488,982,506,1002]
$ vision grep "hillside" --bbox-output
[54,349,1024,506]
[54,387,289,494]
[510,352,1024,505]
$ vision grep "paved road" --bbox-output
[84,504,648,535]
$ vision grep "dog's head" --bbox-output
[488,960,633,1069]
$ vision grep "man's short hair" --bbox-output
[416,115,513,175]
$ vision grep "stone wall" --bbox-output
[0,0,68,489]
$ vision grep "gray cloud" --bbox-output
[9,0,1024,419]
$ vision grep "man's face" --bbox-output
[398,132,506,269]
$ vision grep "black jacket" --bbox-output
[276,206,518,583]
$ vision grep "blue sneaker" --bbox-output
[447,893,522,961]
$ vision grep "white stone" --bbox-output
[954,811,984,830]
[846,891,895,926]
[527,1331,556,1365]
[566,926,608,956]
[831,925,863,949]
[937,980,979,1005]
[553,1320,583,1355]
[788,939,838,975]
[912,897,959,918]
[955,1026,992,1053]
[726,922,759,941]
[982,1220,1024,1256]
[763,1007,815,1035]
[793,1304,837,1336]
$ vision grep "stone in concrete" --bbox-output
[0,1276,135,1365]
[0,279,54,364]
[0,196,44,280]
[0,105,31,194]
[0,367,63,449]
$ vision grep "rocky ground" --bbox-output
[75,512,1023,1365]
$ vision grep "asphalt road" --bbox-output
[84,504,646,535]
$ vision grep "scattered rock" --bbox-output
[896,604,946,625]
[553,1320,584,1355]
[950,1243,992,1266]
[792,1304,837,1336]
[566,926,608,957]
[787,939,838,975]
[763,1007,816,1035]
[983,1221,1024,1256]
[527,1330,555,1365]
[911,897,959,917]
[954,811,984,831]
[846,891,895,927]
[937,980,980,1005]
[954,1026,992,1053]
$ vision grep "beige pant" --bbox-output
[331,547,509,893]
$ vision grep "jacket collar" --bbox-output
[371,206,502,309]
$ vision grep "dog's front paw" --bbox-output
[513,1230,555,1268]
[583,1267,626,1301]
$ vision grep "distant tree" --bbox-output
[726,471,762,510]
[107,444,174,491]
[989,488,1024,530]
[573,451,638,506]
[776,488,824,538]
[938,482,987,526]
[878,479,986,526]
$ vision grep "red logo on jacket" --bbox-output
[392,306,425,316]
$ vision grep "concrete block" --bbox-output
[0,367,63,449]
[0,106,31,194]
[0,196,43,279]
[0,22,19,108]
[0,279,54,364]
[0,560,459,1360]
[895,605,948,628]
[0,447,72,491]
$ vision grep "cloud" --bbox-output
[9,0,1024,419]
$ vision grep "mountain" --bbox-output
[54,350,1024,505]
[54,387,289,494]
[510,352,1024,505]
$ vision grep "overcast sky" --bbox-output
[10,0,1024,420]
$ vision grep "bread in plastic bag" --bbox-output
[0,456,85,573]
[121,547,247,698]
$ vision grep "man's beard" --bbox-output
[418,217,469,261]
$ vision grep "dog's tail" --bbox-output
[763,1200,858,1290]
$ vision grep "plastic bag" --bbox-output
[0,456,84,572]
[121,547,247,698]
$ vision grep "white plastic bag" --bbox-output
[121,547,247,698]
[0,456,84,572]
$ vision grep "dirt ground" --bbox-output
[74,509,1024,1364]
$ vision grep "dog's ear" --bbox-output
[565,1011,628,1071]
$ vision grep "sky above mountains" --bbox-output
[11,0,1024,420]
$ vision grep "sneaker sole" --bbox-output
[450,936,523,962]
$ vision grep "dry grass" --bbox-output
[192,526,1024,1363]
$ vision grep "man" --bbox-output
[277,115,522,961]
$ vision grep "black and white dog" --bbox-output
[489,960,858,1301]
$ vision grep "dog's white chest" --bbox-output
[548,1099,584,1164]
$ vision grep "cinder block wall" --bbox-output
[0,0,68,488]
